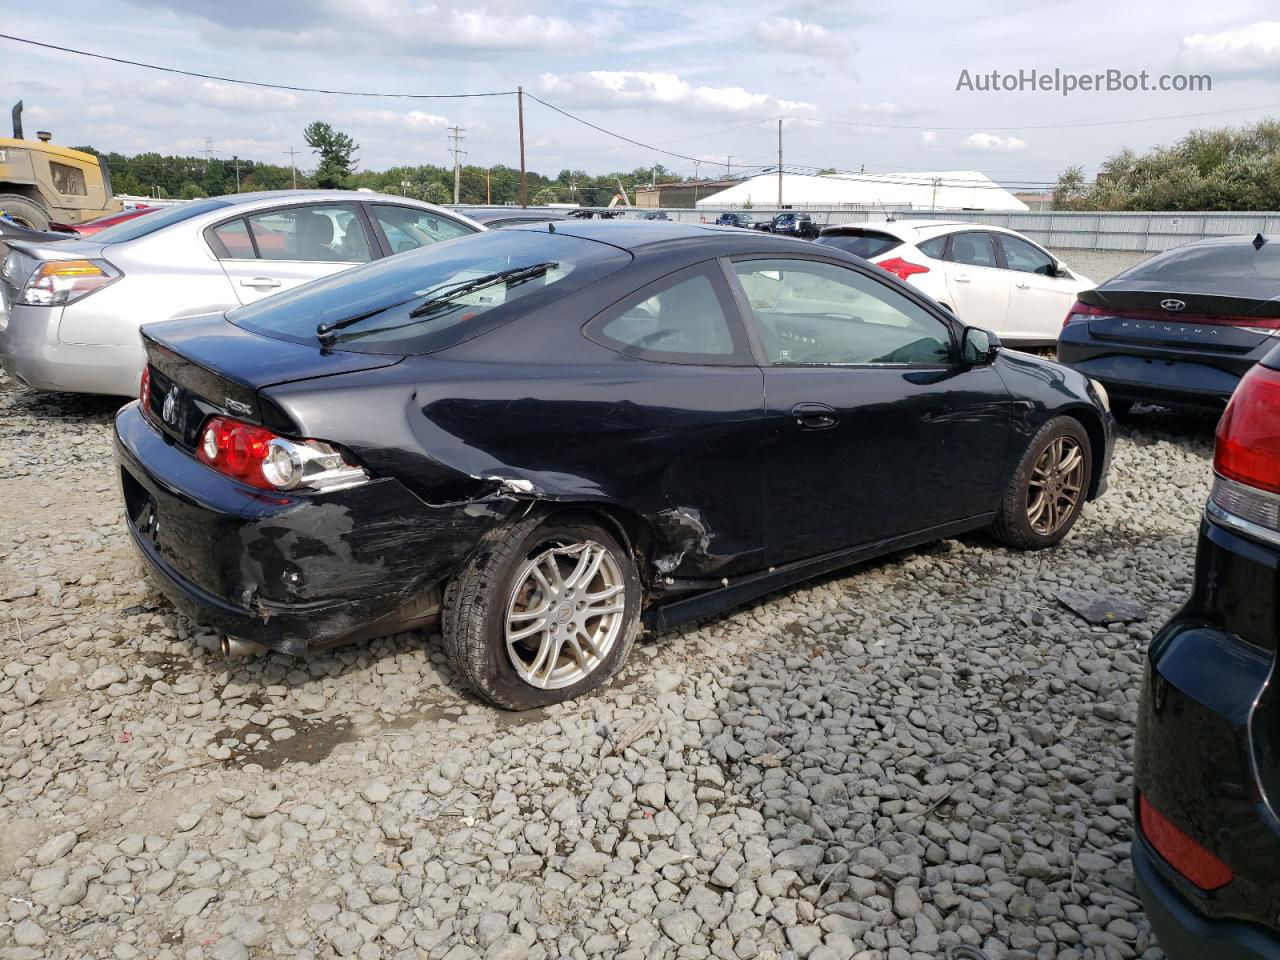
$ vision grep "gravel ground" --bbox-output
[0,368,1219,960]
[1044,250,1151,286]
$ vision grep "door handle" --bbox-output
[1015,281,1031,289]
[954,274,971,283]
[791,402,838,430]
[241,277,281,289]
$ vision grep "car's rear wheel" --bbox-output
[443,512,640,709]
[0,195,50,232]
[990,417,1092,550]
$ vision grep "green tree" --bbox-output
[1051,165,1087,210]
[304,121,359,189]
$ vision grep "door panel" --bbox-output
[213,203,372,305]
[994,233,1076,340]
[942,232,1011,334]
[729,256,1012,566]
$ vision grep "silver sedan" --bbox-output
[0,190,483,396]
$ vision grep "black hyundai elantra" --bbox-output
[114,221,1113,708]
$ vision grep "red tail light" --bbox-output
[877,257,929,281]
[1063,300,1108,327]
[1215,363,1280,496]
[139,366,152,416]
[196,416,370,492]
[1139,794,1233,891]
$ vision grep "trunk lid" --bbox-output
[1079,286,1280,353]
[142,314,403,448]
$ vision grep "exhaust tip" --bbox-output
[220,635,266,658]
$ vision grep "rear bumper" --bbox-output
[1134,838,1280,960]
[1056,321,1274,409]
[0,301,142,396]
[114,402,518,654]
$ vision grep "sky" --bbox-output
[4,0,1280,190]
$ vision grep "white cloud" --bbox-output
[752,17,847,57]
[961,132,1027,153]
[342,109,451,132]
[87,76,300,112]
[919,130,937,145]
[1180,20,1280,74]
[536,71,818,117]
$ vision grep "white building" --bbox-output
[695,171,1029,212]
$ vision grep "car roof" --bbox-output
[508,219,815,253]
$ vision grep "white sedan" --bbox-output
[816,220,1094,345]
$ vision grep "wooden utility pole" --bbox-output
[777,119,783,208]
[233,155,242,192]
[517,86,528,208]
[283,147,298,189]
[486,168,491,204]
[448,126,466,204]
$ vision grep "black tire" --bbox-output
[989,417,1093,550]
[0,195,50,231]
[442,512,641,710]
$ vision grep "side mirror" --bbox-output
[962,327,1000,365]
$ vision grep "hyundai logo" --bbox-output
[1161,298,1186,312]
[162,388,178,424]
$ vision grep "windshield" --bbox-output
[91,198,231,243]
[230,228,632,354]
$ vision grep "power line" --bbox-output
[524,93,706,164]
[0,33,517,99]
[800,102,1280,132]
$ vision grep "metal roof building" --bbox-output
[694,171,1029,212]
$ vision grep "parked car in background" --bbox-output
[50,205,155,237]
[1058,235,1280,415]
[765,212,819,239]
[715,212,763,229]
[457,207,567,229]
[638,211,670,221]
[1134,345,1280,958]
[818,221,1095,346]
[0,190,482,396]
[115,221,1111,708]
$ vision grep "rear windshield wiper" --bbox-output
[315,261,558,345]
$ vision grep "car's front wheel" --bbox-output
[989,417,1093,550]
[443,512,640,709]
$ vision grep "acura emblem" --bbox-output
[1161,298,1186,312]
[162,388,178,424]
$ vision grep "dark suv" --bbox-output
[767,212,819,239]
[1134,342,1280,958]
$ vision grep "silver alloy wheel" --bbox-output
[1027,435,1085,535]
[504,540,626,690]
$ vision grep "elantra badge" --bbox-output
[1161,299,1186,312]
[162,388,179,424]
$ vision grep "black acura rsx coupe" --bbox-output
[114,221,1114,708]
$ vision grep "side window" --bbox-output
[246,204,371,263]
[586,263,749,364]
[997,234,1056,276]
[50,162,87,196]
[210,219,255,259]
[945,232,997,268]
[732,258,952,366]
[917,235,948,259]
[372,205,475,255]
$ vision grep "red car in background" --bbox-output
[50,206,156,236]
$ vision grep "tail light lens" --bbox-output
[19,259,121,306]
[1138,794,1233,891]
[139,366,151,417]
[1215,364,1280,496]
[1064,300,1108,327]
[196,416,370,493]
[877,257,929,281]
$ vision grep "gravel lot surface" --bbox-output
[1044,250,1151,286]
[0,369,1218,960]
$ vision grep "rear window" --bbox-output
[229,229,631,355]
[816,230,902,259]
[91,198,231,243]
[1114,241,1280,298]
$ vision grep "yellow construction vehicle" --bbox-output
[0,101,121,230]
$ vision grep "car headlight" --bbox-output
[1088,378,1111,413]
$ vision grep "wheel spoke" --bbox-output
[575,624,602,657]
[565,544,605,591]
[565,633,592,672]
[583,583,624,602]
[509,617,548,643]
[509,602,552,622]
[1058,447,1083,474]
